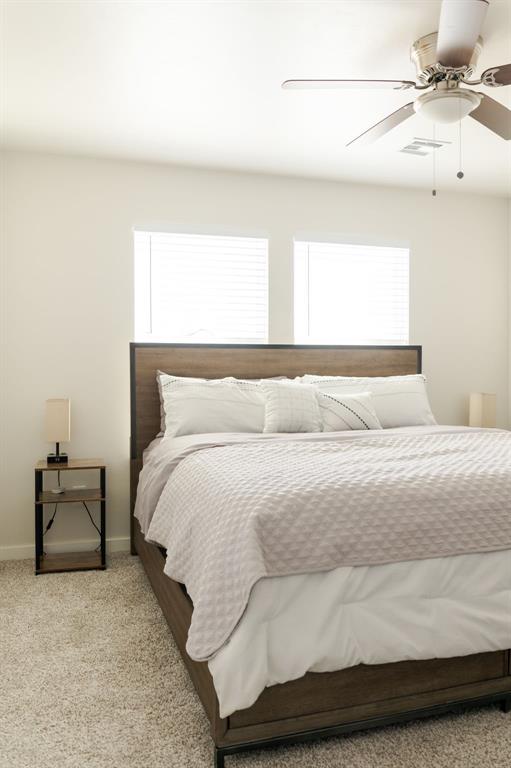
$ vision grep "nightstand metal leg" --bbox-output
[214,747,225,768]
[35,470,43,574]
[100,467,106,568]
[35,506,43,573]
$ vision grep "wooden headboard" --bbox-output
[130,342,422,462]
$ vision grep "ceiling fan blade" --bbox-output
[346,103,415,147]
[282,79,416,91]
[436,0,489,68]
[469,94,511,139]
[480,63,511,87]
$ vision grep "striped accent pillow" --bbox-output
[318,392,382,431]
[301,374,436,429]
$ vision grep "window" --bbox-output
[134,231,268,343]
[294,241,409,345]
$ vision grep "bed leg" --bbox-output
[500,697,511,713]
[214,747,225,768]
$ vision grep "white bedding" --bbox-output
[210,550,511,716]
[135,427,511,717]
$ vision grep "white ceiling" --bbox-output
[2,0,511,195]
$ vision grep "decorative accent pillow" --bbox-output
[261,381,322,433]
[299,374,436,429]
[158,374,265,438]
[318,391,382,431]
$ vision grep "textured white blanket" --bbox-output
[145,429,511,661]
[209,550,511,716]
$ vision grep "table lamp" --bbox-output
[45,398,71,464]
[469,393,496,429]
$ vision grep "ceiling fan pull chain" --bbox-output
[432,124,437,197]
[457,102,465,180]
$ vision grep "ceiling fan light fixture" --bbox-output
[414,88,482,123]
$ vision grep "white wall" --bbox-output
[1,150,509,558]
[509,198,511,422]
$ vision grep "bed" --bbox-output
[129,342,511,767]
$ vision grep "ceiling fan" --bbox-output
[282,0,511,146]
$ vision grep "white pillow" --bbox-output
[261,381,322,434]
[318,391,382,431]
[156,372,289,436]
[159,375,265,438]
[157,372,205,434]
[300,374,436,429]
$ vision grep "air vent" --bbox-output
[400,137,451,156]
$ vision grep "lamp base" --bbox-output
[47,453,68,465]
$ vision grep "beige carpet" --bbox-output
[1,555,509,768]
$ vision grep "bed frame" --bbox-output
[130,342,511,767]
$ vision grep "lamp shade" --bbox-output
[469,393,496,428]
[45,399,71,443]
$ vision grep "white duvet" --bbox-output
[136,427,511,717]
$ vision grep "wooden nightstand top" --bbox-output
[35,458,105,471]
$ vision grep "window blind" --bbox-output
[134,231,268,343]
[294,241,409,345]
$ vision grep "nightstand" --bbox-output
[34,458,106,575]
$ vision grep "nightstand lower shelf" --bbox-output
[36,551,105,575]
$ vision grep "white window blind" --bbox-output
[294,241,409,345]
[134,231,268,343]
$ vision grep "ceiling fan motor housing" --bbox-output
[410,32,483,84]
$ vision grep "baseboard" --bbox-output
[0,536,130,561]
